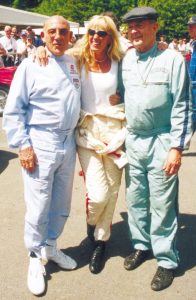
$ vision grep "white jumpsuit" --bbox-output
[77,61,126,241]
[3,53,81,256]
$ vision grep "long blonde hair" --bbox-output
[68,15,124,72]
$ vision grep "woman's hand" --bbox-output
[34,46,49,66]
[109,93,121,106]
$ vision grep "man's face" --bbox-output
[43,17,71,56]
[188,24,196,39]
[127,19,158,52]
[4,26,11,38]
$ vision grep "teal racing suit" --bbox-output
[122,43,192,269]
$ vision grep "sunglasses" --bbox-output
[88,29,108,38]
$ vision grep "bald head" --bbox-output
[43,15,72,56]
[44,15,70,32]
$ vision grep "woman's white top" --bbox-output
[81,60,118,114]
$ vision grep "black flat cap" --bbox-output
[187,16,196,25]
[123,6,159,23]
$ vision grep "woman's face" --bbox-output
[88,26,112,54]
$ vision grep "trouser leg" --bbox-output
[94,155,122,241]
[149,171,179,269]
[125,163,151,250]
[23,135,76,256]
[47,134,76,244]
[78,147,122,241]
[23,148,56,257]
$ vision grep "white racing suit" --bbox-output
[76,103,127,241]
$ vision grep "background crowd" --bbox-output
[0,25,44,67]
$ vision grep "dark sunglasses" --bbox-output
[88,29,108,37]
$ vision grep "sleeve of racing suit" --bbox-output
[170,53,193,150]
[2,59,32,149]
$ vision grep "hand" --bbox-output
[109,93,121,106]
[97,128,126,155]
[163,148,182,176]
[34,46,49,66]
[18,147,37,173]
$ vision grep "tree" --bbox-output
[139,0,195,41]
[32,0,134,25]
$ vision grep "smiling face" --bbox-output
[43,16,72,56]
[88,25,112,56]
[128,19,159,52]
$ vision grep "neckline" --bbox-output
[136,45,157,85]
[136,42,157,60]
[88,60,115,74]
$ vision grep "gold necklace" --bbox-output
[94,57,107,63]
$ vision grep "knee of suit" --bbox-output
[88,187,110,205]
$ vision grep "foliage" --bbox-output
[139,0,195,40]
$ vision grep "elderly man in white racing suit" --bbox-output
[122,7,193,292]
[3,16,81,296]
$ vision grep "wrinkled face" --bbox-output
[188,24,196,39]
[128,19,158,52]
[43,17,71,56]
[88,26,112,55]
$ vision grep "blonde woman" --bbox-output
[72,15,126,274]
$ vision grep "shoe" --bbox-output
[89,241,106,274]
[151,266,174,291]
[41,245,77,270]
[27,254,46,296]
[124,249,151,270]
[87,224,95,242]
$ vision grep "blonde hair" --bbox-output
[68,15,124,72]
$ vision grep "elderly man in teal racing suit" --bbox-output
[122,7,193,292]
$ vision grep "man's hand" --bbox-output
[109,93,121,106]
[18,146,37,173]
[34,46,49,66]
[163,148,182,176]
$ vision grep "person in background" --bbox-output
[0,42,6,67]
[122,6,192,291]
[178,38,186,56]
[11,26,20,40]
[16,31,28,65]
[26,35,36,57]
[159,34,168,47]
[26,26,44,47]
[168,38,179,51]
[0,25,17,66]
[187,16,196,131]
[3,15,81,296]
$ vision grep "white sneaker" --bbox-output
[27,257,46,296]
[41,245,77,270]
